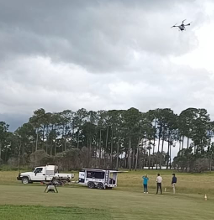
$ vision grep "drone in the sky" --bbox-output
[171,19,191,31]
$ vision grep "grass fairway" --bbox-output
[0,205,110,220]
[1,170,214,219]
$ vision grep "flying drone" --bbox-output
[171,19,191,31]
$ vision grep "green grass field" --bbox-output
[0,170,214,219]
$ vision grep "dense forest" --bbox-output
[0,107,213,172]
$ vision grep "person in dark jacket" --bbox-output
[171,174,177,194]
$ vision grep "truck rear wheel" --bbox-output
[22,177,29,184]
[88,182,95,189]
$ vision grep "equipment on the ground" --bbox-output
[44,178,58,193]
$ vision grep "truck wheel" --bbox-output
[22,177,29,184]
[97,182,104,189]
[88,182,95,189]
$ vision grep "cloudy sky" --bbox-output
[0,0,214,132]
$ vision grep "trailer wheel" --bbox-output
[97,182,104,189]
[22,177,29,184]
[88,182,95,189]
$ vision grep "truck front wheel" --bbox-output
[22,177,29,184]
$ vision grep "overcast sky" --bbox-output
[0,0,214,134]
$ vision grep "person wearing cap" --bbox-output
[156,173,162,194]
[172,173,177,194]
[142,175,149,193]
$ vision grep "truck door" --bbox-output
[33,167,45,181]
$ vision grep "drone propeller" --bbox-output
[182,19,186,24]
[171,23,177,28]
[184,22,191,26]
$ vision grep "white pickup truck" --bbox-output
[17,165,74,184]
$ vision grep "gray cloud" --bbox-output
[0,0,206,72]
[0,0,214,132]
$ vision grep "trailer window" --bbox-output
[87,171,94,178]
[94,172,104,179]
[86,171,104,179]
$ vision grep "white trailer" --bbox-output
[17,165,74,184]
[78,168,120,189]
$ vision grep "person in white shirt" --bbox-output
[156,173,162,194]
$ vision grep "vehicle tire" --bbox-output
[22,177,29,184]
[88,182,95,189]
[97,182,104,189]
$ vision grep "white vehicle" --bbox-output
[78,168,120,189]
[17,165,74,184]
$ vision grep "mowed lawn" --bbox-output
[1,170,214,220]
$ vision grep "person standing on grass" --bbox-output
[156,173,162,194]
[171,173,177,194]
[142,175,149,193]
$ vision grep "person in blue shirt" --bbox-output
[142,175,149,193]
[171,173,177,194]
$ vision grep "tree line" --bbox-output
[0,107,213,172]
